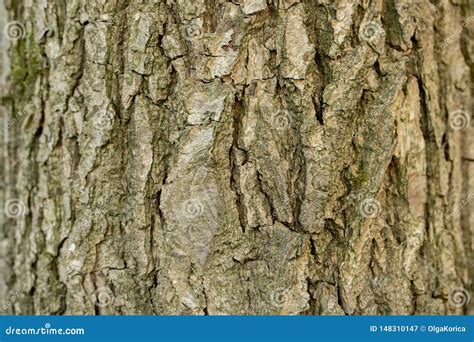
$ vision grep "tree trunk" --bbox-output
[0,0,472,315]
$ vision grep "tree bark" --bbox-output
[0,0,472,315]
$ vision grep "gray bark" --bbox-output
[0,0,472,315]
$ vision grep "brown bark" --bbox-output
[0,0,472,315]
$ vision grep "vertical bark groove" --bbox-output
[0,0,472,315]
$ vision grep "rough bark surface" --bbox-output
[0,0,472,315]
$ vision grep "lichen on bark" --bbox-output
[0,0,472,315]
